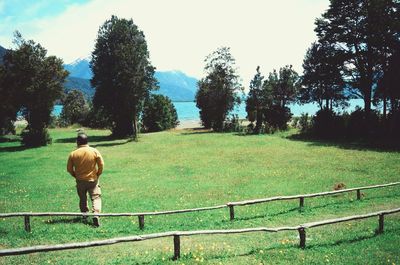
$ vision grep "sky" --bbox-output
[0,0,330,87]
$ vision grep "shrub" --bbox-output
[21,127,51,147]
[264,105,292,130]
[311,109,338,138]
[142,95,179,132]
[299,113,311,133]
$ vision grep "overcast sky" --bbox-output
[0,0,330,87]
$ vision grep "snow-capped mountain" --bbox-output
[64,58,198,101]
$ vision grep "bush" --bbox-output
[223,114,245,133]
[264,105,292,130]
[299,113,311,133]
[311,109,343,138]
[346,107,381,139]
[82,106,111,129]
[21,127,51,147]
[142,95,179,132]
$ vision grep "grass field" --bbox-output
[0,128,400,264]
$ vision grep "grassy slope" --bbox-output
[0,128,399,264]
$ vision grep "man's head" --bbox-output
[77,133,88,146]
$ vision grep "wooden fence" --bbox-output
[1,208,399,260]
[1,181,399,232]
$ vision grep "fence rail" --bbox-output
[1,181,399,231]
[1,208,399,260]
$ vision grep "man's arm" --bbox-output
[67,155,76,178]
[96,152,104,177]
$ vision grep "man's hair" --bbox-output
[77,133,88,146]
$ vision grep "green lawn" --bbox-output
[0,128,399,264]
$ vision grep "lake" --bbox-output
[53,99,365,121]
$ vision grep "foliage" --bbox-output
[300,41,347,110]
[246,66,264,133]
[141,94,178,132]
[1,32,67,146]
[346,107,381,139]
[91,15,158,139]
[59,89,89,126]
[298,113,311,133]
[196,47,243,131]
[311,109,342,139]
[82,105,111,129]
[315,0,400,114]
[0,62,18,135]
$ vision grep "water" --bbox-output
[53,99,366,121]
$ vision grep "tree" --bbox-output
[246,66,264,133]
[91,15,158,139]
[315,0,400,115]
[261,65,300,130]
[300,42,347,110]
[60,89,89,126]
[2,33,67,146]
[142,94,178,132]
[0,59,20,135]
[195,47,243,131]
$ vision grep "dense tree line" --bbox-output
[0,17,178,147]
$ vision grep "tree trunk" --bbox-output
[255,107,263,133]
[383,97,387,120]
[132,114,138,141]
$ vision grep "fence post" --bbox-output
[173,235,181,260]
[298,227,306,249]
[138,215,145,230]
[378,214,384,234]
[24,215,31,233]
[299,197,304,208]
[229,205,235,220]
[357,189,361,200]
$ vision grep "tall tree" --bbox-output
[246,66,264,133]
[2,32,67,146]
[315,0,400,115]
[195,47,243,131]
[91,15,158,139]
[300,42,347,110]
[261,65,300,130]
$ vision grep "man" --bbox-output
[67,133,104,227]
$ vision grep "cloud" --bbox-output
[0,0,330,87]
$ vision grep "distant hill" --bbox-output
[64,76,94,100]
[154,71,198,101]
[0,45,7,64]
[64,58,198,101]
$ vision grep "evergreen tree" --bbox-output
[91,15,158,140]
[142,94,178,132]
[246,66,264,133]
[195,47,243,131]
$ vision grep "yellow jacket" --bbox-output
[67,145,104,182]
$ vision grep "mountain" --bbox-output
[154,71,198,101]
[64,76,94,100]
[0,45,7,64]
[64,57,93,79]
[63,58,198,101]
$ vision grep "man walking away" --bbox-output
[67,133,104,227]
